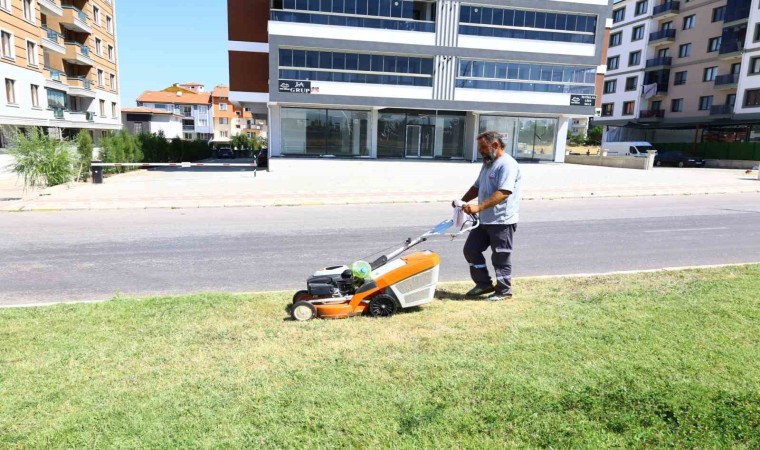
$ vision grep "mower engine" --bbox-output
[306,265,356,297]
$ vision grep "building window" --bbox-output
[635,0,648,16]
[750,57,760,75]
[703,67,717,82]
[108,45,114,61]
[1,31,13,59]
[622,101,635,116]
[184,133,192,140]
[97,69,104,86]
[220,118,229,125]
[456,60,595,94]
[198,118,208,127]
[0,0,8,11]
[674,71,687,85]
[628,51,641,67]
[26,40,37,66]
[678,43,691,58]
[708,37,721,52]
[651,100,662,111]
[607,56,620,70]
[604,79,617,94]
[93,5,101,25]
[100,99,106,116]
[31,84,39,107]
[111,102,117,117]
[107,16,113,33]
[220,103,228,111]
[683,15,695,29]
[95,38,102,55]
[220,131,228,138]
[110,73,116,89]
[609,32,622,47]
[755,24,760,42]
[199,105,208,114]
[671,98,683,112]
[699,96,713,110]
[712,6,725,22]
[744,89,760,107]
[632,25,644,41]
[625,76,638,91]
[601,103,614,116]
[612,7,625,23]
[5,78,15,104]
[23,0,33,23]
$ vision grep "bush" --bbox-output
[4,127,78,189]
[75,130,93,181]
[100,130,142,174]
[586,126,603,146]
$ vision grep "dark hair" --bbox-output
[477,130,507,149]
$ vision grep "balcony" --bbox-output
[649,29,676,45]
[182,125,195,131]
[652,1,680,18]
[645,57,672,70]
[67,77,96,98]
[714,73,739,89]
[41,27,66,55]
[63,42,94,66]
[640,109,665,120]
[719,34,746,59]
[45,68,68,91]
[723,0,751,26]
[710,104,734,116]
[50,107,65,120]
[61,5,92,34]
[38,0,63,17]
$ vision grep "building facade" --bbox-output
[121,106,183,138]
[227,0,610,162]
[597,0,760,143]
[211,85,268,146]
[0,0,122,147]
[136,83,213,141]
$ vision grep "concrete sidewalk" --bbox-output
[1,157,759,211]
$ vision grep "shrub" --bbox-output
[586,126,603,146]
[75,130,93,181]
[4,127,78,189]
[100,130,142,173]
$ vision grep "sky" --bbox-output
[117,0,229,106]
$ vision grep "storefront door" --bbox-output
[404,124,435,158]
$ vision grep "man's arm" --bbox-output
[461,186,479,203]
[464,189,511,214]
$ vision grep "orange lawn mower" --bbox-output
[287,208,479,321]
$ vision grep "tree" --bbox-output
[586,126,603,146]
[231,133,250,150]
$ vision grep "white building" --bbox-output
[121,107,183,138]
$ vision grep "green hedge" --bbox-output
[655,142,760,160]
[138,133,213,163]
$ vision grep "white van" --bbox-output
[602,141,658,157]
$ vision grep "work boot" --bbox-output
[465,284,495,298]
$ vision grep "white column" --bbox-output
[268,104,282,157]
[464,112,478,162]
[370,108,379,159]
[554,116,570,163]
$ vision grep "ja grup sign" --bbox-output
[279,80,312,94]
[570,94,596,107]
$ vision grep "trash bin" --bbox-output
[91,161,103,184]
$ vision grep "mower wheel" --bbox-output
[291,301,317,321]
[292,290,314,303]
[368,294,398,318]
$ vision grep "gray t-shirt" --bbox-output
[473,154,522,225]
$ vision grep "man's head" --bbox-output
[477,130,507,166]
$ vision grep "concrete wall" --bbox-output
[566,154,652,169]
[704,159,760,169]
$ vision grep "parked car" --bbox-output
[217,147,234,159]
[257,147,268,168]
[602,141,657,157]
[654,151,705,167]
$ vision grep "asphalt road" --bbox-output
[2,193,760,306]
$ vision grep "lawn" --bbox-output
[1,266,759,449]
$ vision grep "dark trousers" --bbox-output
[463,224,517,295]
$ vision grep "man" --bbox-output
[456,130,522,301]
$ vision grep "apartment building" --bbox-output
[597,0,760,142]
[135,83,213,141]
[227,0,610,162]
[211,85,268,145]
[0,0,121,147]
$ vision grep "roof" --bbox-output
[136,90,211,105]
[122,107,183,117]
[212,85,230,98]
[182,82,204,86]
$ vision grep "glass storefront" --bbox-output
[377,110,465,158]
[479,115,557,161]
[281,107,369,156]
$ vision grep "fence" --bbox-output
[655,142,760,161]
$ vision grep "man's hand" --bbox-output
[463,203,480,214]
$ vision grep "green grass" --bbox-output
[1,266,760,449]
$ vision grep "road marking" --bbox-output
[643,227,728,233]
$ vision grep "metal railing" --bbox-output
[640,109,665,118]
[710,104,733,115]
[719,40,744,55]
[42,27,61,43]
[649,29,676,41]
[69,76,91,89]
[645,57,672,68]
[653,1,680,16]
[65,41,90,57]
[51,107,65,119]
[47,68,65,82]
[714,73,740,86]
[62,4,88,21]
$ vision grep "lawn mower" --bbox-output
[287,208,479,321]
